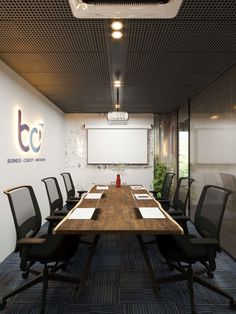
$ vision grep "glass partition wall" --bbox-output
[154,111,178,172]
[154,107,189,180]
[154,111,178,194]
[178,104,189,178]
[154,64,236,258]
[190,64,236,258]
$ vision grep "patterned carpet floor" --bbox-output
[0,224,236,314]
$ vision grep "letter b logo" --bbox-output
[18,110,43,153]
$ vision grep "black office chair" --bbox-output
[60,172,87,202]
[159,176,195,215]
[42,176,92,243]
[42,176,77,233]
[156,185,236,313]
[152,172,175,201]
[0,185,80,313]
[42,176,75,217]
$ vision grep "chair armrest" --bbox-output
[149,191,162,199]
[52,210,66,216]
[156,196,168,201]
[18,237,47,271]
[158,199,170,203]
[46,215,64,234]
[174,215,190,222]
[167,210,184,216]
[66,199,79,205]
[46,215,63,222]
[68,197,80,201]
[149,190,157,195]
[77,190,87,197]
[190,238,219,247]
[18,237,46,246]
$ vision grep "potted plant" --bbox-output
[153,162,168,197]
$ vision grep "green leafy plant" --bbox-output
[153,162,168,197]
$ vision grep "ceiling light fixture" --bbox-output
[111,21,123,31]
[107,81,128,124]
[115,104,121,111]
[210,115,220,120]
[114,80,121,87]
[111,31,123,39]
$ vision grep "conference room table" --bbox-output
[54,184,183,296]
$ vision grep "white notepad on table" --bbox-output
[134,193,152,200]
[96,186,109,190]
[139,207,165,219]
[84,193,103,200]
[131,185,145,190]
[68,207,95,220]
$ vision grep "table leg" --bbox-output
[76,234,100,296]
[136,234,160,296]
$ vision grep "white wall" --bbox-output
[0,61,65,262]
[65,113,154,191]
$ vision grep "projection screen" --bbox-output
[87,128,148,164]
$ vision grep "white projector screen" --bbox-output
[87,128,148,164]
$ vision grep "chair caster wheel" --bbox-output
[207,271,214,279]
[22,271,29,279]
[0,298,6,310]
[230,299,236,310]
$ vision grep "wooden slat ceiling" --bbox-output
[0,0,235,113]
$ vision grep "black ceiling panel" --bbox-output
[0,0,235,113]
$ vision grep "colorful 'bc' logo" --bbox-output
[18,109,44,153]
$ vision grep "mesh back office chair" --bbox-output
[145,172,176,246]
[159,177,195,215]
[60,172,87,202]
[157,185,236,313]
[42,176,75,216]
[152,172,175,201]
[160,172,176,199]
[42,176,77,233]
[42,176,92,243]
[0,185,80,313]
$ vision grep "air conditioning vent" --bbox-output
[69,0,183,19]
[83,1,169,4]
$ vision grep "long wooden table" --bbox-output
[54,185,183,295]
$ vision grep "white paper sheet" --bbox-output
[139,207,165,219]
[84,193,103,200]
[96,186,109,190]
[68,208,96,219]
[130,185,145,190]
[134,193,152,200]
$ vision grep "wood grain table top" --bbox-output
[54,185,183,235]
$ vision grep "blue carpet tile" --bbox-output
[0,224,236,314]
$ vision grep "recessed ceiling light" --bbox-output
[111,31,123,39]
[111,21,123,31]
